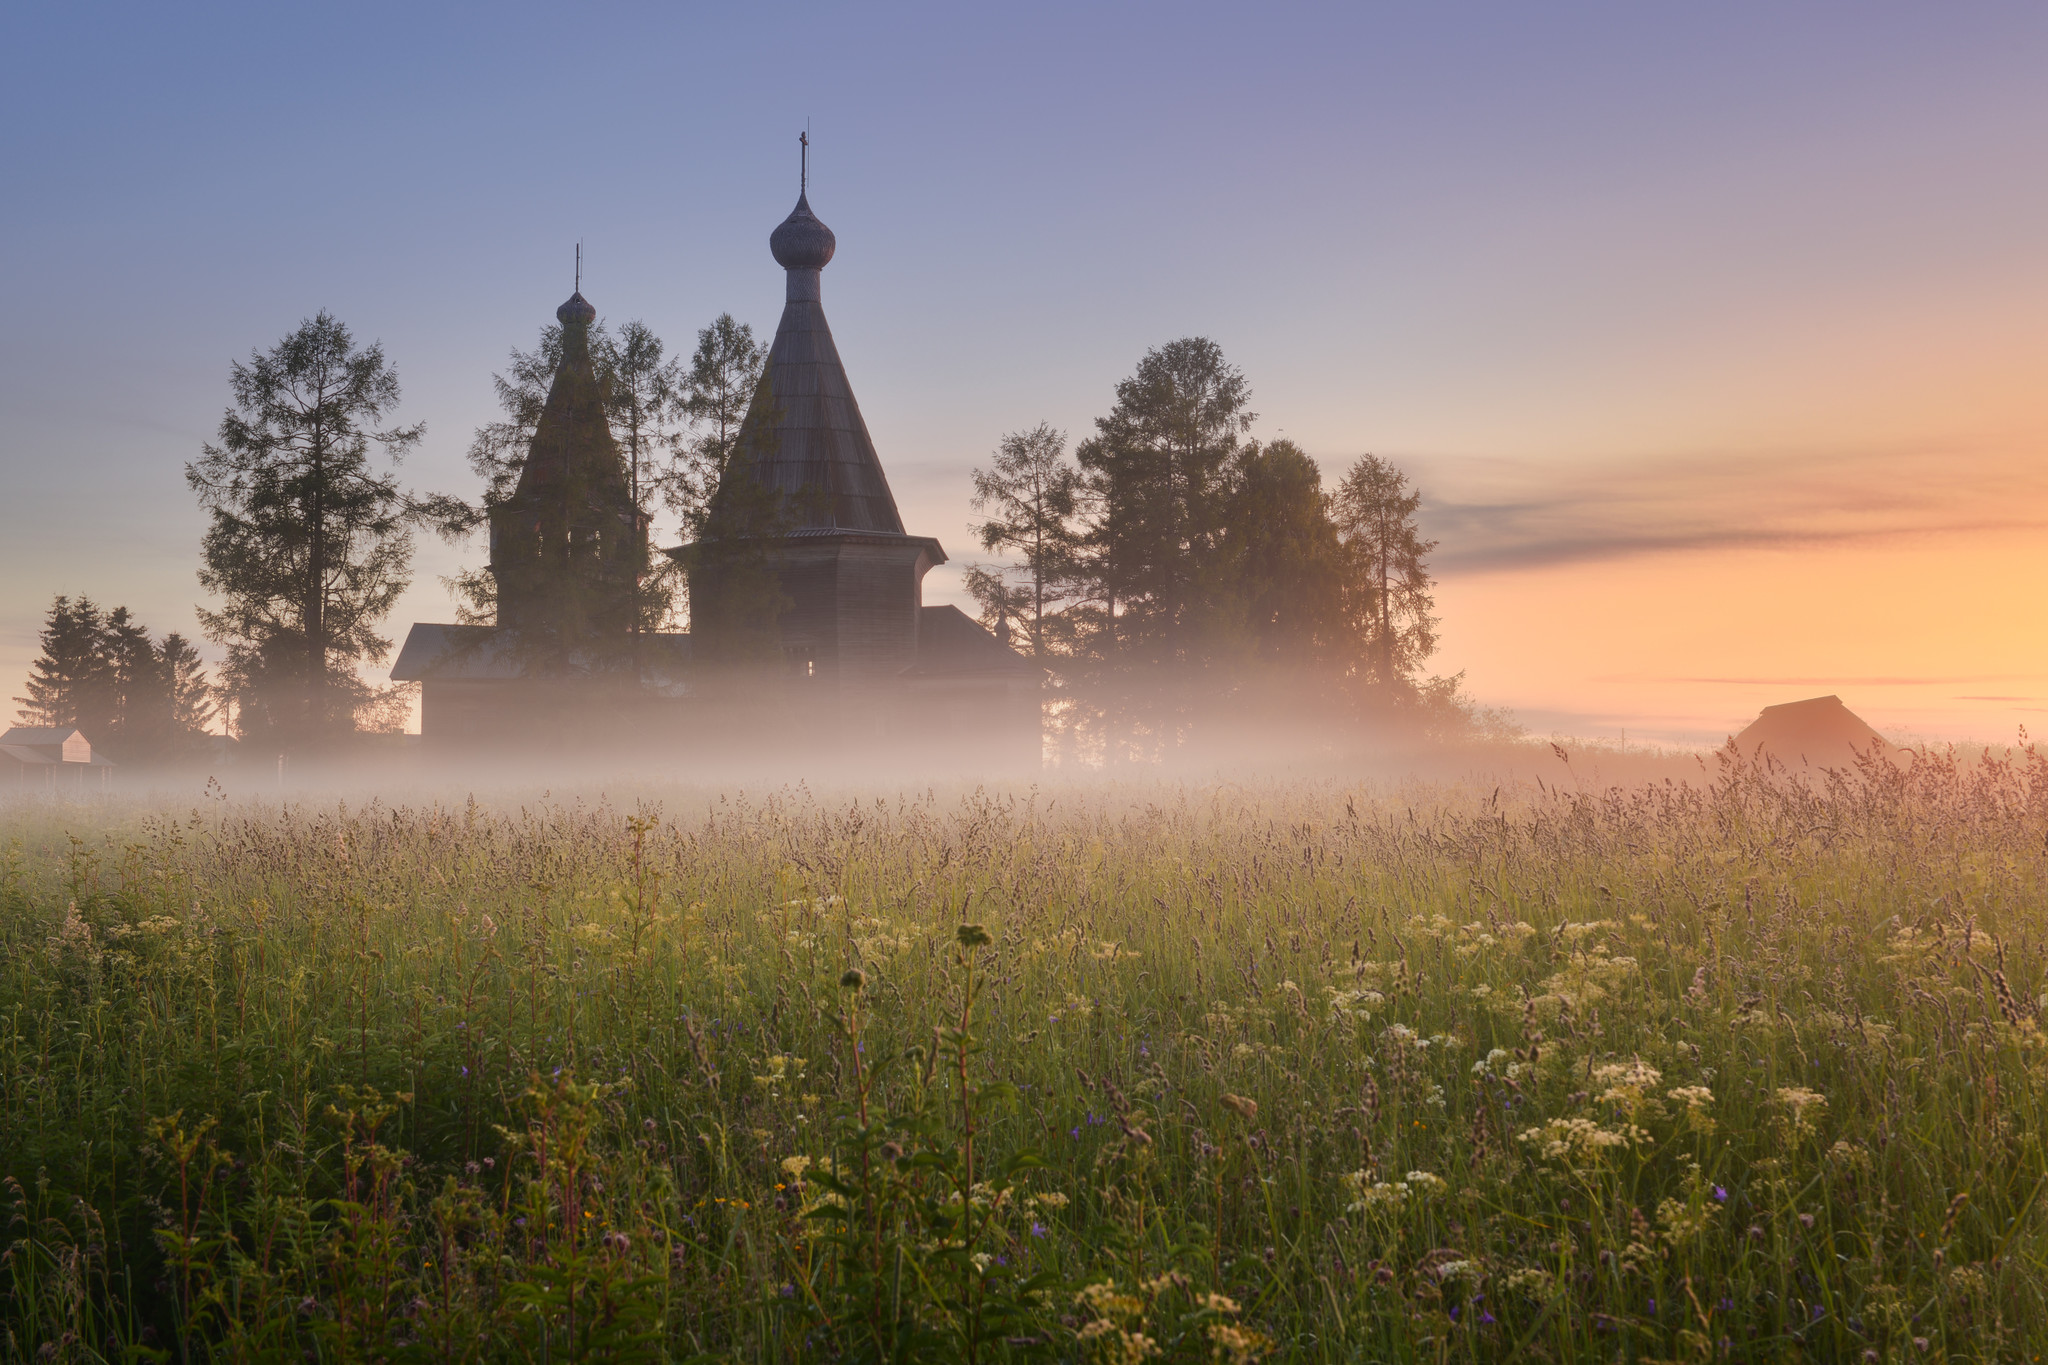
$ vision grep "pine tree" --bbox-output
[596,321,686,637]
[669,314,767,529]
[186,312,422,749]
[1074,338,1254,667]
[966,423,1081,659]
[667,314,777,655]
[1220,439,1346,668]
[1331,454,1439,692]
[600,320,683,513]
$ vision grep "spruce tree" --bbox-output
[14,596,214,759]
[14,596,114,733]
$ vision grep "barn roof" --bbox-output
[725,189,908,536]
[902,607,1042,680]
[0,726,84,746]
[1732,694,1896,770]
[0,727,113,765]
[390,623,692,681]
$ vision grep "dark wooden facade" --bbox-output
[393,185,1041,769]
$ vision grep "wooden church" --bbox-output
[391,181,1041,766]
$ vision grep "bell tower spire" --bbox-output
[487,276,646,640]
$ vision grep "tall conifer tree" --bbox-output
[14,596,214,758]
[1331,454,1440,692]
[1221,439,1346,668]
[967,423,1081,659]
[1074,338,1254,666]
[187,312,422,748]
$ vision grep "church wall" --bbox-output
[829,541,931,686]
[759,535,935,687]
[765,540,845,680]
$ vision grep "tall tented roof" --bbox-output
[510,291,629,508]
[727,191,906,535]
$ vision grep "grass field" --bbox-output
[3,750,2047,1362]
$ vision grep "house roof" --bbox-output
[902,606,1041,680]
[0,726,114,766]
[1,726,82,745]
[724,190,908,536]
[1732,695,1896,770]
[390,623,692,681]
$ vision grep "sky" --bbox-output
[3,2,2045,747]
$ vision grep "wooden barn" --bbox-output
[392,179,1040,766]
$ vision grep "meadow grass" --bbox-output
[3,749,2047,1362]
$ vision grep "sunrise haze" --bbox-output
[5,2,2045,748]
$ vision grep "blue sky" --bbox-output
[6,3,2047,742]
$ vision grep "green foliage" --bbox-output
[13,596,215,762]
[4,750,2048,1359]
[1330,453,1440,699]
[1219,439,1347,670]
[1073,337,1255,671]
[965,423,1084,661]
[186,311,423,749]
[669,314,768,532]
[977,343,1501,758]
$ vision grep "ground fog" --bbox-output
[4,752,2048,1361]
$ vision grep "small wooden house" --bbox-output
[0,726,115,791]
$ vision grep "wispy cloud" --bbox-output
[1664,676,2027,688]
[1398,441,2048,574]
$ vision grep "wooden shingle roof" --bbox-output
[727,192,907,536]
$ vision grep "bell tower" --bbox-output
[488,287,649,645]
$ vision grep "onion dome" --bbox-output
[769,192,836,271]
[556,291,596,326]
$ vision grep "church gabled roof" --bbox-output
[508,291,631,511]
[728,189,908,535]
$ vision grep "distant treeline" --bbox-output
[17,313,1510,760]
[13,596,214,764]
[958,336,1503,758]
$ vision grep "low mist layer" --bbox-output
[5,752,2046,1357]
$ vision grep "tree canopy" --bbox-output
[964,337,1491,757]
[186,312,421,749]
[13,595,214,761]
